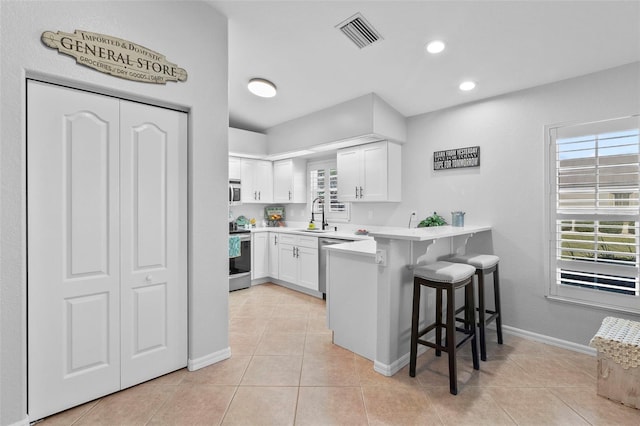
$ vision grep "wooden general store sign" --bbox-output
[433,146,480,170]
[41,30,188,84]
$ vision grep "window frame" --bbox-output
[545,115,640,315]
[307,158,350,223]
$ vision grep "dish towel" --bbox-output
[229,236,241,258]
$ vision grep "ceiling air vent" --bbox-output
[336,13,382,49]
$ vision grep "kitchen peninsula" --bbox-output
[325,225,492,376]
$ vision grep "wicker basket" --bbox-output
[590,317,640,409]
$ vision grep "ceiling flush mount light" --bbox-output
[248,78,277,98]
[459,81,477,91]
[426,40,445,54]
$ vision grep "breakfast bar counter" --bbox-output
[368,224,492,241]
[325,225,492,376]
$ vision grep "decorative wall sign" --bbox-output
[41,30,188,84]
[433,146,480,170]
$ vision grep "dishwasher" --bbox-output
[318,237,354,296]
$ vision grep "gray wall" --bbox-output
[352,62,640,344]
[0,1,229,424]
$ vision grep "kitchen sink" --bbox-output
[299,229,334,233]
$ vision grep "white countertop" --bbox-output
[250,227,372,241]
[368,224,491,241]
[324,239,377,256]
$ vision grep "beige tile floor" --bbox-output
[39,282,640,425]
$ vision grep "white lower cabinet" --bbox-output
[297,245,319,290]
[268,232,280,279]
[277,234,319,291]
[252,232,269,280]
[278,241,298,283]
[251,231,318,293]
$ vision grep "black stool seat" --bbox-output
[448,253,503,361]
[409,261,479,395]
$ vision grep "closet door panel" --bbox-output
[134,124,167,269]
[132,283,167,353]
[119,100,188,389]
[67,111,111,276]
[27,80,121,421]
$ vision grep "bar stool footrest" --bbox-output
[417,339,448,353]
[485,311,499,325]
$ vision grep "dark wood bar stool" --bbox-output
[409,261,479,395]
[448,253,502,361]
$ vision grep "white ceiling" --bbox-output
[209,0,640,133]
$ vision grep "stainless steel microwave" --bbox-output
[229,179,241,205]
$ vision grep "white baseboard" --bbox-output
[374,346,427,377]
[374,355,408,377]
[8,416,29,426]
[267,278,323,299]
[373,325,596,376]
[188,347,231,371]
[499,325,596,356]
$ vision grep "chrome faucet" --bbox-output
[311,197,320,225]
[321,204,328,230]
[311,197,329,230]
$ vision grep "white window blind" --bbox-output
[548,115,640,312]
[308,160,350,222]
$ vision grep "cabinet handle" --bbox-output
[274,235,278,245]
[296,247,300,258]
[288,190,291,200]
[355,186,358,199]
[254,190,257,200]
[360,186,364,198]
[145,274,153,282]
[258,191,261,200]
[293,246,296,257]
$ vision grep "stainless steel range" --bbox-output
[229,228,251,291]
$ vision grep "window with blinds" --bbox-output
[548,115,640,312]
[308,160,350,222]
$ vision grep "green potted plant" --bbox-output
[418,212,447,227]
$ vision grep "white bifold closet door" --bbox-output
[27,80,187,421]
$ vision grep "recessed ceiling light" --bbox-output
[248,78,277,98]
[459,81,476,91]
[426,40,445,54]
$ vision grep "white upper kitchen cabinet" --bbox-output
[273,158,307,203]
[241,158,273,203]
[337,141,401,202]
[229,156,242,180]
